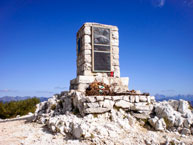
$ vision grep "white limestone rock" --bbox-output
[102,100,114,109]
[178,99,190,114]
[85,96,96,103]
[123,96,130,102]
[139,96,147,102]
[181,128,191,135]
[112,96,122,101]
[96,96,104,101]
[115,100,133,109]
[155,118,166,131]
[84,107,110,114]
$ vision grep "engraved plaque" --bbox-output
[94,52,111,71]
[92,27,111,72]
[93,27,110,45]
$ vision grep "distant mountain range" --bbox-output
[155,94,193,106]
[0,96,49,103]
[0,94,192,106]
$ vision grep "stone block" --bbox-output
[83,70,92,76]
[77,76,95,84]
[147,96,151,103]
[114,71,120,78]
[139,95,147,102]
[113,54,119,60]
[123,96,130,102]
[112,31,118,39]
[82,49,91,55]
[84,55,91,63]
[104,96,112,100]
[115,100,133,109]
[82,35,91,44]
[112,96,122,101]
[111,39,119,46]
[131,103,153,111]
[112,46,119,54]
[83,26,91,35]
[82,44,91,50]
[77,83,89,92]
[120,77,129,87]
[113,59,119,66]
[85,96,96,103]
[84,107,110,114]
[103,100,114,109]
[96,96,104,101]
[86,102,99,108]
[130,95,135,103]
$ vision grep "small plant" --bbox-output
[0,97,40,119]
[58,100,63,108]
[90,133,95,138]
[72,108,80,115]
[163,117,170,129]
[51,104,56,110]
[93,113,98,118]
[188,101,193,111]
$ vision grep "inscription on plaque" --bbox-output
[92,27,111,72]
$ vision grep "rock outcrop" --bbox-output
[148,100,193,135]
[34,90,193,144]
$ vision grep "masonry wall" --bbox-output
[76,23,120,78]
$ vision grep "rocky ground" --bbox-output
[0,90,193,145]
[0,114,192,145]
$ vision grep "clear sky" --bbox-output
[0,0,193,97]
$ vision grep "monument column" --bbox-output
[70,23,128,92]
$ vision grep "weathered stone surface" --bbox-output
[82,35,91,44]
[77,76,95,84]
[112,96,122,101]
[96,96,104,101]
[84,107,110,114]
[102,100,114,109]
[104,96,112,100]
[155,118,166,131]
[135,96,139,103]
[131,103,152,111]
[123,96,130,102]
[86,102,99,108]
[181,128,191,135]
[83,26,91,35]
[85,96,96,103]
[130,95,135,103]
[115,100,133,109]
[139,96,147,102]
[178,99,190,114]
[132,113,150,119]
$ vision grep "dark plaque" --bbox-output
[92,27,111,72]
[94,45,110,51]
[93,27,110,45]
[94,52,111,71]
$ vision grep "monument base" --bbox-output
[70,75,129,92]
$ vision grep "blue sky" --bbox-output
[0,0,193,97]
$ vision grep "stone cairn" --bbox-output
[35,23,193,141]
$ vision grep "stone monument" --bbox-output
[70,23,129,92]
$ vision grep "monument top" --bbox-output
[76,22,120,78]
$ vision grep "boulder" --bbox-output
[178,100,190,114]
[181,128,191,135]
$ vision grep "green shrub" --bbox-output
[0,98,40,119]
[51,104,56,110]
